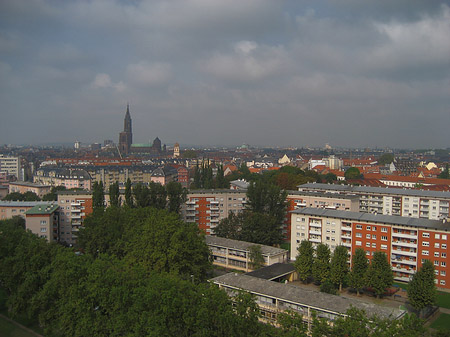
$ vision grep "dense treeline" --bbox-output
[0,215,443,336]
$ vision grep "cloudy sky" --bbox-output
[1,0,449,148]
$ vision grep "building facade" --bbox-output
[25,204,59,242]
[290,208,450,290]
[0,201,49,220]
[8,181,51,198]
[57,191,93,245]
[0,155,21,180]
[206,236,288,272]
[298,183,450,220]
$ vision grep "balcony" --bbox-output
[392,266,415,274]
[71,202,81,206]
[391,258,417,266]
[393,241,417,248]
[210,200,219,204]
[309,237,321,243]
[392,231,417,239]
[210,207,219,211]
[309,222,321,228]
[341,233,351,239]
[342,241,351,247]
[186,201,196,205]
[391,249,417,257]
[309,229,321,235]
[210,218,219,223]
[71,208,81,213]
[71,214,81,220]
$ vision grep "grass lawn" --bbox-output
[393,282,450,309]
[430,313,450,331]
[0,315,38,337]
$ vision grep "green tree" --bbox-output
[330,246,349,291]
[148,182,167,209]
[378,153,395,165]
[344,167,362,180]
[438,164,450,179]
[108,181,120,208]
[42,186,67,201]
[366,251,393,298]
[239,211,284,246]
[3,191,41,201]
[166,181,187,214]
[294,240,314,283]
[248,245,265,270]
[408,259,436,317]
[213,212,243,240]
[313,243,331,285]
[348,248,368,296]
[92,181,105,213]
[133,183,149,208]
[215,164,226,188]
[246,180,287,224]
[124,178,133,207]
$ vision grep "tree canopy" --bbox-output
[294,240,314,283]
[408,259,436,316]
[366,252,393,298]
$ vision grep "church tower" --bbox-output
[173,142,180,158]
[119,104,133,155]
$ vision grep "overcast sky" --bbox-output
[1,0,449,148]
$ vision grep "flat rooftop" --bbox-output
[212,273,405,319]
[298,183,450,199]
[25,203,59,215]
[205,236,287,256]
[292,207,450,231]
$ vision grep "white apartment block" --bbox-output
[299,183,450,220]
[0,155,21,180]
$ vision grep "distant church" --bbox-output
[118,104,132,155]
[118,105,165,156]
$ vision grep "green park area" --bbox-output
[394,282,450,309]
[430,313,450,331]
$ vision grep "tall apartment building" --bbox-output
[184,190,248,235]
[25,203,59,242]
[57,191,93,245]
[0,154,21,180]
[298,183,450,220]
[290,208,450,290]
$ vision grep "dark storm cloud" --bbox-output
[0,0,449,148]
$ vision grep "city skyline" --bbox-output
[1,1,449,148]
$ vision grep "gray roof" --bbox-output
[287,190,359,200]
[0,201,49,207]
[212,273,405,319]
[298,183,450,199]
[8,181,50,188]
[292,207,450,231]
[205,236,287,257]
[230,180,250,189]
[245,263,296,280]
[56,190,91,196]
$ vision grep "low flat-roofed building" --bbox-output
[212,273,405,328]
[8,181,51,198]
[0,201,49,220]
[206,236,288,272]
[25,203,59,242]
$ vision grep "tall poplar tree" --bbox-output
[108,181,120,208]
[294,240,314,283]
[348,248,368,295]
[92,181,105,213]
[124,178,133,207]
[366,251,393,298]
[330,245,349,291]
[408,259,436,317]
[312,243,331,285]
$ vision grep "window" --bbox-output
[442,262,446,267]
[366,242,370,247]
[442,253,447,258]
[435,234,441,239]
[40,228,47,232]
[301,233,305,237]
[422,250,429,256]
[381,236,388,241]
[372,227,376,231]
[435,243,440,248]
[435,252,440,257]
[356,241,362,246]
[372,243,376,248]
[366,226,371,230]
[326,236,330,241]
[356,225,362,229]
[443,234,447,240]
[422,232,430,238]
[366,251,370,256]
[40,220,47,225]
[435,270,439,275]
[441,280,446,286]
[372,234,376,239]
[356,233,362,238]
[441,271,446,276]
[434,261,439,266]
[443,244,447,249]
[366,234,371,239]
[422,242,430,247]
[381,244,387,250]
[381,227,388,233]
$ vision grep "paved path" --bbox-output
[0,313,43,337]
